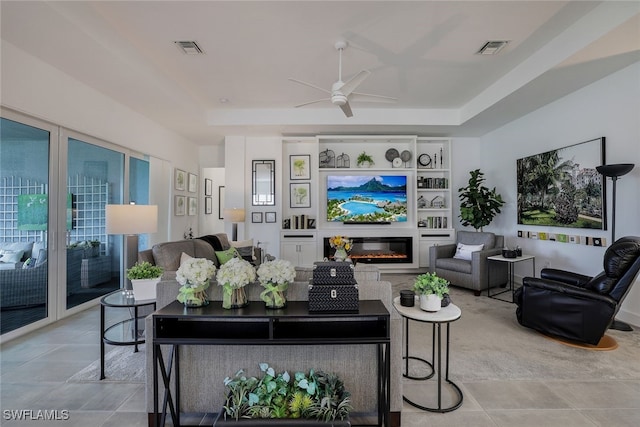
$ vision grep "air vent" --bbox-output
[477,41,509,55]
[174,41,204,55]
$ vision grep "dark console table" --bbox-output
[152,300,391,427]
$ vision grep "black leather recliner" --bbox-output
[515,236,640,345]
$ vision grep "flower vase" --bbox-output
[334,248,348,262]
[261,282,288,309]
[223,286,249,309]
[419,294,442,312]
[179,282,210,308]
[184,290,209,308]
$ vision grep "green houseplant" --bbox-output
[126,261,163,301]
[413,272,449,312]
[458,169,505,231]
[221,363,352,423]
[356,151,374,167]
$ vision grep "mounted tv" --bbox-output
[327,175,407,223]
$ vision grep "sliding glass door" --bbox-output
[0,116,56,335]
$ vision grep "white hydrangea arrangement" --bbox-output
[257,259,295,309]
[176,257,217,306]
[217,257,256,309]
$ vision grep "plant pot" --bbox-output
[419,294,442,312]
[130,277,161,301]
[213,410,351,426]
[333,248,348,262]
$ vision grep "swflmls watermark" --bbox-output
[3,409,70,421]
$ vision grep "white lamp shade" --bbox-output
[106,204,158,235]
[223,208,246,223]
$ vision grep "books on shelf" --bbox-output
[284,215,315,230]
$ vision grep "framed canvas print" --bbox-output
[252,212,263,223]
[516,137,605,230]
[290,154,311,180]
[265,212,277,223]
[188,173,198,193]
[188,197,197,216]
[175,195,186,216]
[204,178,212,196]
[290,183,311,208]
[175,169,186,191]
[205,197,212,214]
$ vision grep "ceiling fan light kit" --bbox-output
[289,40,396,117]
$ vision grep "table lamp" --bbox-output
[223,208,245,241]
[106,204,158,289]
[596,163,635,332]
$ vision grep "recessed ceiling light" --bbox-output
[174,41,204,55]
[477,41,509,55]
[219,98,229,104]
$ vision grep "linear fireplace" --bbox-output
[323,236,413,264]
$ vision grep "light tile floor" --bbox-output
[1,303,640,426]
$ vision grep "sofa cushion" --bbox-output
[231,239,255,262]
[34,248,48,267]
[453,243,484,261]
[152,239,216,271]
[436,257,472,274]
[0,250,24,264]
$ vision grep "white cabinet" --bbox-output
[280,231,317,268]
[418,230,456,268]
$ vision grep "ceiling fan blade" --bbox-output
[339,70,370,96]
[339,101,353,118]
[294,98,331,108]
[350,92,397,103]
[288,78,331,94]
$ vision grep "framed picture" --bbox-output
[175,169,186,191]
[218,186,225,220]
[188,173,198,193]
[174,195,186,216]
[265,212,277,223]
[290,183,311,208]
[290,154,311,180]
[252,212,263,223]
[204,178,213,196]
[205,196,212,214]
[188,197,197,216]
[517,137,606,230]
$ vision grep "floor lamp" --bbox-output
[596,163,635,331]
[223,208,245,241]
[106,204,158,290]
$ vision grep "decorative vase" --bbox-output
[334,248,348,262]
[223,286,249,309]
[178,281,210,308]
[261,282,288,309]
[419,294,442,312]
[184,290,209,308]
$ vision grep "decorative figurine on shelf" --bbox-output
[417,195,427,208]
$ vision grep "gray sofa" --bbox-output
[429,230,507,295]
[145,265,402,426]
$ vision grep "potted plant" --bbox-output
[219,363,352,424]
[216,257,256,309]
[257,259,296,309]
[458,169,505,231]
[413,272,449,312]
[356,151,374,168]
[126,261,164,300]
[176,257,217,307]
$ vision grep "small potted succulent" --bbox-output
[413,272,449,312]
[126,261,164,300]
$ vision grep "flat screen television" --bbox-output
[327,175,407,223]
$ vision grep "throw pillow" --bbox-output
[0,250,24,264]
[453,243,484,261]
[230,239,255,261]
[180,252,193,265]
[34,249,48,267]
[22,258,33,269]
[215,248,239,265]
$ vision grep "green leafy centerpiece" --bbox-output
[257,259,296,309]
[127,261,164,300]
[217,257,256,309]
[176,257,217,307]
[413,272,449,312]
[222,363,352,422]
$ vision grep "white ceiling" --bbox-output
[2,1,639,145]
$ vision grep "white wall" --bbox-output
[1,40,203,242]
[480,61,640,325]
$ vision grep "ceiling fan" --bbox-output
[289,41,396,117]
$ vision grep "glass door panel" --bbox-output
[66,137,123,309]
[0,118,51,334]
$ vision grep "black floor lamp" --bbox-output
[597,163,635,331]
